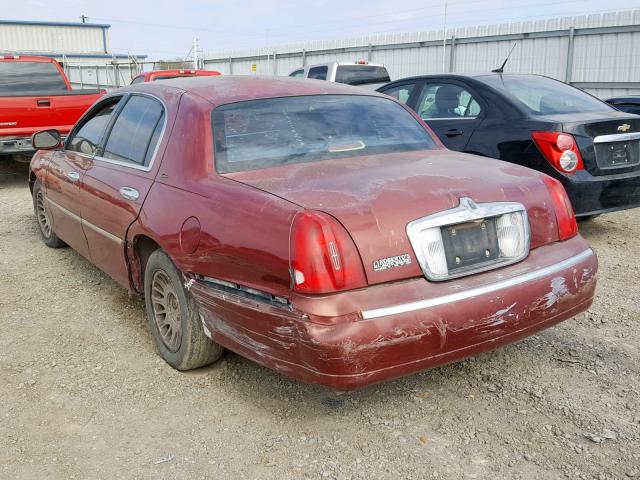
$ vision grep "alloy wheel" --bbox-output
[151,270,182,352]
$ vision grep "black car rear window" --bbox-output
[0,61,67,93]
[476,74,613,115]
[335,66,391,86]
[212,95,436,173]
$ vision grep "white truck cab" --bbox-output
[289,61,391,90]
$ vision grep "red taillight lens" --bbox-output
[290,211,367,294]
[543,176,578,240]
[532,131,584,173]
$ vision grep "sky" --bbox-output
[2,0,639,60]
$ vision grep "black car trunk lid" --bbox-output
[548,113,640,176]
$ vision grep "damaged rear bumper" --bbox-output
[189,235,597,390]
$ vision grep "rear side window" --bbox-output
[335,66,390,86]
[67,99,121,156]
[308,66,328,80]
[0,61,67,93]
[103,95,165,166]
[417,83,482,119]
[212,95,437,173]
[381,83,416,104]
[130,76,144,85]
[289,69,304,78]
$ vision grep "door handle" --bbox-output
[37,99,51,107]
[67,171,80,181]
[445,128,464,137]
[119,187,139,201]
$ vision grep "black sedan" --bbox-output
[378,74,640,218]
[606,96,640,115]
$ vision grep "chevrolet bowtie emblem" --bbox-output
[617,123,631,132]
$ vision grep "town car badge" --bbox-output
[617,123,631,132]
[373,253,412,272]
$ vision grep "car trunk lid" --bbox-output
[225,150,559,285]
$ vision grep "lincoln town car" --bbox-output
[29,76,598,389]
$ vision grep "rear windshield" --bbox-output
[0,61,67,93]
[335,66,391,86]
[212,95,436,173]
[476,74,612,115]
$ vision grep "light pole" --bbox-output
[442,0,448,72]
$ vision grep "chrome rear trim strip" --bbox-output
[361,249,594,320]
[82,218,123,245]
[593,132,640,143]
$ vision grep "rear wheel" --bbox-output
[32,181,65,248]
[144,249,224,370]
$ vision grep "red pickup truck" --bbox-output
[0,55,104,161]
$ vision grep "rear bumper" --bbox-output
[0,136,34,155]
[561,169,640,216]
[190,236,597,389]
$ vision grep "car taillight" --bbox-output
[543,176,578,240]
[290,211,367,294]
[531,131,584,173]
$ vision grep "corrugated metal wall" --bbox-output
[203,9,640,98]
[0,23,106,54]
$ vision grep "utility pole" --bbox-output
[193,37,199,70]
[442,1,448,72]
[80,14,88,23]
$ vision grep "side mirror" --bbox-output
[32,129,62,150]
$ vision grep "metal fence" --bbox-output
[202,9,640,99]
[63,60,194,90]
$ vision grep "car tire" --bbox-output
[32,181,66,248]
[12,154,32,164]
[144,249,224,370]
[577,215,601,222]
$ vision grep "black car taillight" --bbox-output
[532,131,584,174]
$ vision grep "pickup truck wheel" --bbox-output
[577,214,600,222]
[12,154,32,164]
[144,250,224,370]
[32,181,65,248]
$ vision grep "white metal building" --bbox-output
[203,9,640,98]
[0,19,146,64]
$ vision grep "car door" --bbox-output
[79,93,166,288]
[411,80,484,151]
[45,97,122,258]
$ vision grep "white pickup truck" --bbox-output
[288,61,391,90]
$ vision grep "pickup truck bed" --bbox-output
[0,56,104,158]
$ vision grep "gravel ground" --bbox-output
[1,159,639,480]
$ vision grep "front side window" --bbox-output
[212,95,437,173]
[476,74,612,115]
[417,83,482,119]
[103,95,165,166]
[0,61,67,93]
[67,99,121,156]
[335,66,391,86]
[307,66,328,80]
[381,83,416,104]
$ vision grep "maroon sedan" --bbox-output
[29,76,597,389]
